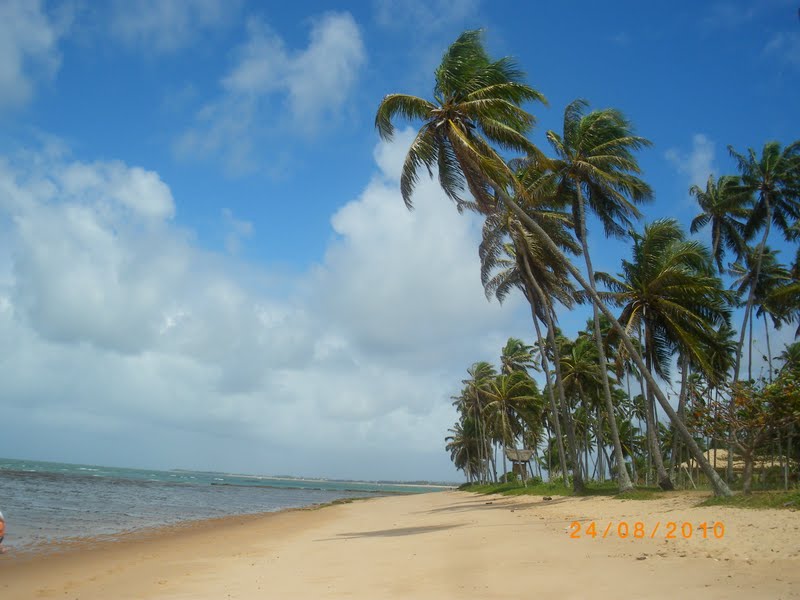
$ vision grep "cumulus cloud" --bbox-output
[665,133,716,191]
[0,0,68,111]
[0,130,526,480]
[174,12,366,175]
[109,0,239,53]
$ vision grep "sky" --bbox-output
[0,0,797,482]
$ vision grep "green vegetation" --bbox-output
[459,480,663,500]
[700,490,800,510]
[376,30,800,498]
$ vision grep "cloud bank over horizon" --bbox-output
[0,130,525,481]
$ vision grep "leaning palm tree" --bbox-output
[375,29,546,213]
[597,218,731,489]
[543,99,653,492]
[690,174,750,273]
[376,29,732,496]
[728,141,800,384]
[480,198,581,487]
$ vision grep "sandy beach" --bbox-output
[1,491,798,599]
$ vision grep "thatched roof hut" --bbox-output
[505,449,534,462]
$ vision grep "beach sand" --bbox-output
[1,491,798,599]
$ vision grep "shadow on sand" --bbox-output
[320,524,463,541]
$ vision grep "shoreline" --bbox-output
[1,491,797,598]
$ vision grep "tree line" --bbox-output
[375,30,800,496]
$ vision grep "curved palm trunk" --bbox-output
[521,261,570,485]
[734,202,772,383]
[575,193,635,492]
[528,277,585,490]
[669,354,689,479]
[643,321,674,490]
[596,405,605,481]
[490,184,731,496]
[730,202,772,482]
[763,312,773,383]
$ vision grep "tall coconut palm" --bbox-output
[543,99,652,492]
[376,29,732,496]
[500,338,536,375]
[375,29,546,213]
[480,201,580,487]
[457,362,497,482]
[597,218,731,489]
[728,141,800,384]
[689,174,750,273]
[559,334,605,479]
[445,418,485,482]
[729,247,796,380]
[483,371,538,479]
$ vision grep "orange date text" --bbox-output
[568,520,725,540]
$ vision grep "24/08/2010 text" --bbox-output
[568,521,725,540]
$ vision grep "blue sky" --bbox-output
[0,0,797,481]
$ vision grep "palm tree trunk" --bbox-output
[763,312,773,383]
[730,202,772,482]
[596,405,605,482]
[734,204,772,383]
[489,182,731,495]
[527,274,584,491]
[575,190,635,492]
[669,354,689,479]
[748,311,754,381]
[643,321,674,490]
[523,272,569,487]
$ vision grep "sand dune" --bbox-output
[1,491,797,599]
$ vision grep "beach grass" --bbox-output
[699,489,800,510]
[463,480,800,508]
[459,480,663,499]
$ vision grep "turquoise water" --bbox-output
[0,458,447,552]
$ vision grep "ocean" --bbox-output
[0,457,444,552]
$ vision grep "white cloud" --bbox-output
[175,12,366,175]
[0,130,526,480]
[0,0,68,111]
[374,0,480,32]
[665,133,716,190]
[763,31,800,68]
[110,0,239,53]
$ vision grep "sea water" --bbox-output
[0,457,442,552]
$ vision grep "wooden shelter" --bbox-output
[505,448,535,481]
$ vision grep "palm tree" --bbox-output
[728,141,800,384]
[559,334,605,480]
[445,419,485,482]
[597,218,731,489]
[457,362,497,482]
[544,99,652,492]
[480,203,578,487]
[729,247,796,380]
[375,29,546,213]
[483,371,538,479]
[376,29,732,496]
[500,338,536,375]
[689,174,750,273]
